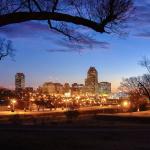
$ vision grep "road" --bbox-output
[0,105,119,116]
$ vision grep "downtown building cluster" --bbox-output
[15,67,111,96]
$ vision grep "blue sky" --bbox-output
[0,0,150,92]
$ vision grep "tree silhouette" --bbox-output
[121,76,150,98]
[0,0,133,40]
[120,76,150,111]
[0,38,14,60]
[140,56,150,73]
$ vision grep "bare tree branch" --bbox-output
[120,75,150,101]
[139,56,150,73]
[0,0,133,38]
[0,38,15,61]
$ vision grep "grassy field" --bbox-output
[0,112,150,150]
[0,125,150,150]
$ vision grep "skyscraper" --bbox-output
[85,67,99,94]
[15,73,25,90]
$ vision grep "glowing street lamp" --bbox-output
[122,100,130,112]
[64,92,71,97]
[11,99,16,112]
[30,98,35,101]
[122,101,129,108]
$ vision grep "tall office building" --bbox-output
[85,67,99,94]
[15,73,25,90]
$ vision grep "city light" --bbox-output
[0,67,130,113]
[122,100,130,108]
[11,99,16,104]
[64,92,71,97]
[7,105,11,109]
[10,99,17,112]
[30,98,35,101]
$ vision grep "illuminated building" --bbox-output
[15,73,25,90]
[85,67,99,94]
[42,82,56,94]
[25,87,34,93]
[71,83,84,96]
[64,83,70,93]
[39,67,111,96]
[41,82,63,95]
[54,83,64,94]
[99,82,111,94]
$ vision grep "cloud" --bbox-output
[134,6,150,25]
[0,21,54,38]
[134,32,150,38]
[132,1,150,38]
[47,49,79,53]
[0,21,111,54]
[47,37,110,53]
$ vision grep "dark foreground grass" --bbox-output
[0,112,150,150]
[1,113,150,150]
[0,124,150,150]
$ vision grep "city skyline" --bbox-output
[0,0,150,92]
[40,66,111,96]
[0,43,148,92]
[2,67,111,92]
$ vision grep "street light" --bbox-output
[122,100,130,112]
[64,92,71,110]
[122,101,129,108]
[11,99,16,112]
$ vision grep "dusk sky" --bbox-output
[0,0,150,92]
